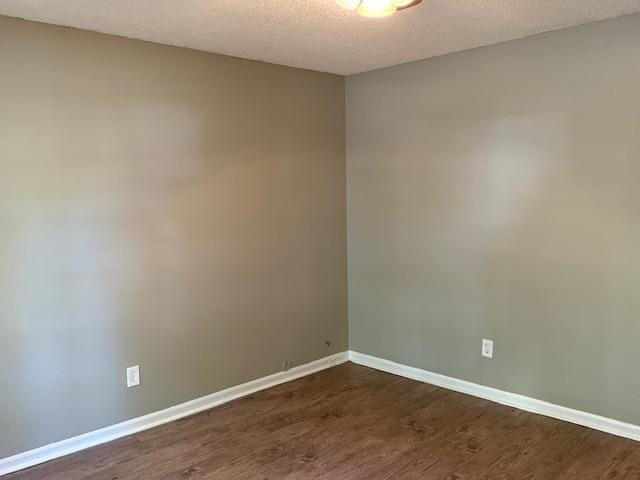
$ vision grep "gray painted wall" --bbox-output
[0,16,347,457]
[347,14,640,425]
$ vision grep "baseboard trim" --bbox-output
[6,350,637,476]
[0,352,349,476]
[349,350,640,443]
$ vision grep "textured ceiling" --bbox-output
[1,0,640,75]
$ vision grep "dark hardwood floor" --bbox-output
[5,363,640,479]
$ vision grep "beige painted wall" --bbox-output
[0,16,347,457]
[347,14,640,425]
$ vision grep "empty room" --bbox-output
[2,0,640,478]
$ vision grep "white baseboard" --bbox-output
[349,350,640,443]
[5,350,637,476]
[0,352,349,477]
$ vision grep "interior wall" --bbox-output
[347,13,640,425]
[0,16,347,457]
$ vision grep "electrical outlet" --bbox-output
[482,339,494,359]
[127,365,140,388]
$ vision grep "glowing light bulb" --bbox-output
[357,0,397,17]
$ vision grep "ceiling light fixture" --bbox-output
[336,0,422,18]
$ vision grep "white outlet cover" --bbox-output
[127,365,140,388]
[482,339,494,359]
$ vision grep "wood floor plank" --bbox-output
[4,363,640,479]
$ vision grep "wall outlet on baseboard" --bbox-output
[127,365,140,388]
[482,339,494,359]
